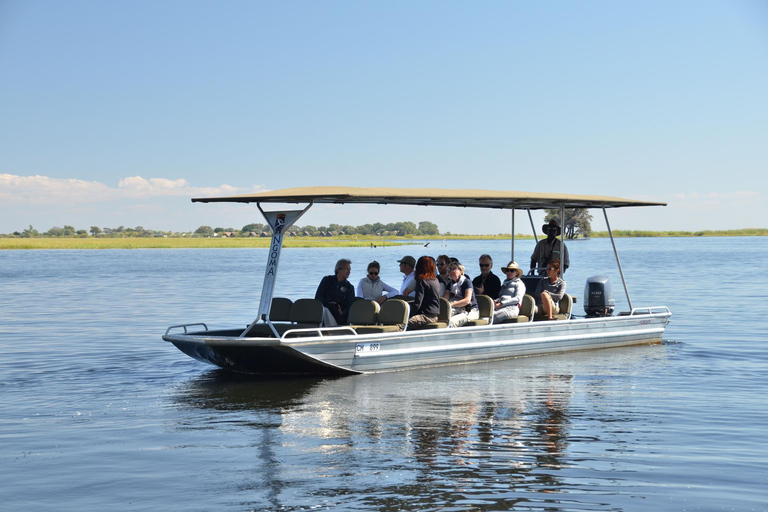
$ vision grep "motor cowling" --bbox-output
[584,276,615,317]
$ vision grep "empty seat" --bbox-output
[410,297,451,330]
[243,297,294,337]
[348,300,380,332]
[499,294,534,324]
[464,294,493,326]
[355,299,409,334]
[268,297,293,322]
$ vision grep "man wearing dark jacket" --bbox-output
[315,258,355,325]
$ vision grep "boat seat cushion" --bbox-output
[377,299,409,326]
[500,294,534,323]
[347,300,379,325]
[500,315,529,324]
[354,325,402,334]
[269,297,293,322]
[410,297,451,330]
[414,321,448,330]
[289,298,324,325]
[533,294,572,321]
[464,294,493,326]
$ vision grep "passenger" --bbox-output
[435,254,452,295]
[397,255,416,297]
[444,262,479,327]
[356,260,398,304]
[493,261,526,323]
[472,254,501,299]
[534,258,566,320]
[450,257,471,282]
[406,256,442,329]
[315,258,355,326]
[530,219,570,275]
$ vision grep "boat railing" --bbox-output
[165,323,209,336]
[629,306,671,316]
[281,325,358,340]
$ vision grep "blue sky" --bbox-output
[1,0,766,234]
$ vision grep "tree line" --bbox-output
[6,220,443,238]
[6,210,594,238]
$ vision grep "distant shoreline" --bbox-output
[1,229,765,249]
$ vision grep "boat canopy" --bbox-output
[191,186,665,210]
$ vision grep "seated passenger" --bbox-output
[435,254,452,296]
[315,258,355,326]
[444,262,479,327]
[534,258,566,320]
[397,255,416,297]
[473,254,501,299]
[407,256,442,329]
[357,260,398,304]
[530,219,570,275]
[493,261,526,323]
[450,257,471,282]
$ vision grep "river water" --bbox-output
[1,237,766,511]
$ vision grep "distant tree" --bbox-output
[62,225,75,236]
[90,226,102,236]
[195,225,214,237]
[241,223,266,234]
[544,208,593,239]
[46,226,64,237]
[418,221,440,236]
[21,225,39,238]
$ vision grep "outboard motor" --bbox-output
[584,276,615,317]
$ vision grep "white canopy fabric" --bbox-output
[192,186,665,210]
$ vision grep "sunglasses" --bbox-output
[368,271,379,275]
[437,262,446,266]
[479,264,490,268]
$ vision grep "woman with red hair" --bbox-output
[406,256,442,329]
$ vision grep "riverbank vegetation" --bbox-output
[1,228,766,249]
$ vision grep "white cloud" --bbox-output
[0,174,112,204]
[0,173,263,204]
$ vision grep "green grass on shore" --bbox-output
[0,237,417,250]
[1,228,765,249]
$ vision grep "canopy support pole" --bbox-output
[560,205,565,275]
[511,209,515,262]
[527,209,538,243]
[240,202,313,338]
[603,207,633,310]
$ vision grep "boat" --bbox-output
[163,187,671,375]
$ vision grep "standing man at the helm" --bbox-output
[530,219,570,275]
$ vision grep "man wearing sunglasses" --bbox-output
[472,254,501,299]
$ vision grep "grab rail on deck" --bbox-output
[165,323,209,336]
[281,326,358,340]
[629,306,671,316]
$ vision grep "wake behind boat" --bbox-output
[163,187,671,375]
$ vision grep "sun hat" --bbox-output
[501,261,522,277]
[542,219,562,236]
[397,255,416,267]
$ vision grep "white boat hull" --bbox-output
[164,310,670,375]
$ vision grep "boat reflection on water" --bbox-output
[170,345,670,510]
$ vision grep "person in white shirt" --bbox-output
[397,255,416,297]
[356,260,398,304]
